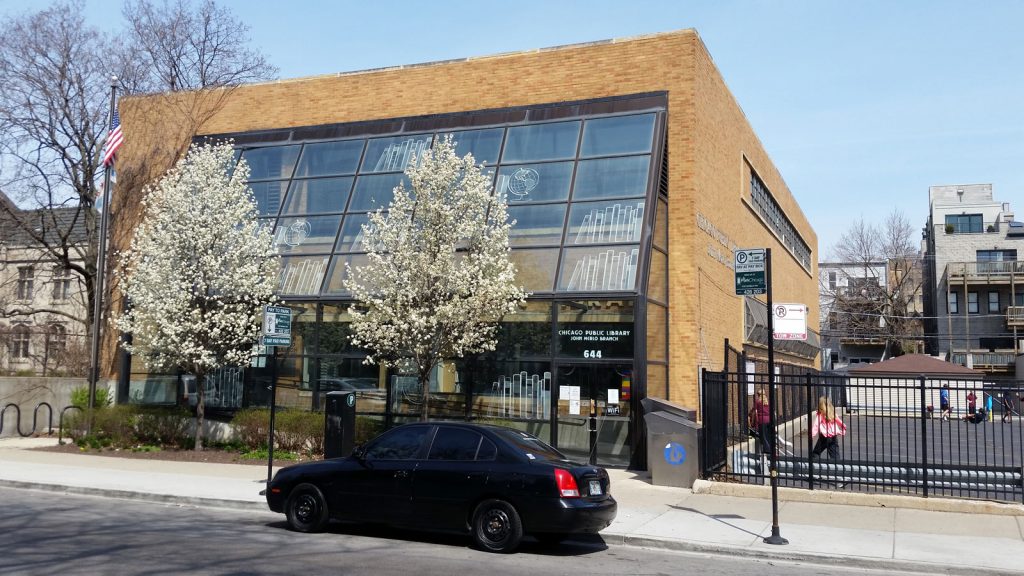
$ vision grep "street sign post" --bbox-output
[263,305,292,347]
[734,248,767,295]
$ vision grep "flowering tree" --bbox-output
[346,137,527,421]
[113,142,279,449]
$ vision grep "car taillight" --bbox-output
[555,469,580,498]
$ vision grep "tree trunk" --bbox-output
[194,372,206,450]
[419,368,431,423]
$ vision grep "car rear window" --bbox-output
[491,429,567,462]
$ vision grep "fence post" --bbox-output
[807,372,815,490]
[919,374,928,498]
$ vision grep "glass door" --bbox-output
[555,363,631,467]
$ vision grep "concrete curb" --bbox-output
[599,531,1019,576]
[692,479,1024,516]
[0,480,266,512]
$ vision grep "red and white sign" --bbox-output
[773,303,807,341]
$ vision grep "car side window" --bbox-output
[428,428,482,461]
[476,437,497,461]
[364,426,429,460]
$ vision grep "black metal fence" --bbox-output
[702,370,1024,503]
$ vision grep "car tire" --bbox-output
[471,499,523,553]
[285,483,329,533]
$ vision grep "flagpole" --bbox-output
[88,77,118,420]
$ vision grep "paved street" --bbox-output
[0,487,922,576]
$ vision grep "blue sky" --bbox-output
[4,0,1022,257]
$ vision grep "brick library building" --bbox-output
[111,30,819,469]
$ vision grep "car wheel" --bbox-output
[285,483,329,533]
[534,532,568,546]
[472,499,523,553]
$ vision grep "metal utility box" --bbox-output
[324,391,357,459]
[642,398,702,488]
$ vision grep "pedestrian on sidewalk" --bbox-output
[812,396,846,459]
[967,390,977,415]
[940,384,951,421]
[749,389,774,455]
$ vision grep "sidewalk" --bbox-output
[1,437,1021,575]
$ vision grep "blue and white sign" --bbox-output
[663,442,687,466]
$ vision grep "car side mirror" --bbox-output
[352,444,366,462]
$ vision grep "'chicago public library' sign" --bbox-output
[558,324,634,359]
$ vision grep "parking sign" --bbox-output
[734,249,766,295]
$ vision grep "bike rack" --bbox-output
[0,402,58,438]
[58,406,83,445]
[0,403,27,437]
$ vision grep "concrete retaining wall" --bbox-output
[0,377,114,437]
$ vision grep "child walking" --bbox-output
[812,396,847,459]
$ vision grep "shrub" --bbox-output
[134,407,192,447]
[65,405,137,448]
[275,409,324,456]
[944,223,955,234]
[232,408,271,450]
[70,386,112,409]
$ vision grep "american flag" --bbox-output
[102,108,124,166]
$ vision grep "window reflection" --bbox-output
[335,214,369,253]
[507,204,566,247]
[502,121,580,163]
[559,246,639,292]
[282,177,354,215]
[494,301,553,358]
[278,255,330,295]
[442,128,503,165]
[580,114,655,157]
[508,248,559,292]
[241,146,301,181]
[496,162,573,204]
[248,181,290,216]
[567,200,644,245]
[273,215,341,255]
[323,253,372,295]
[572,156,649,200]
[349,173,408,212]
[361,135,432,173]
[294,140,364,177]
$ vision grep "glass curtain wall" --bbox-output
[122,95,666,467]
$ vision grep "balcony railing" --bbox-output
[950,352,1016,371]
[1009,306,1024,327]
[947,261,1024,283]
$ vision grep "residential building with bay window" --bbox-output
[109,30,819,469]
[923,184,1024,377]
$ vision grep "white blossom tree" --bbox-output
[346,137,528,421]
[113,142,279,449]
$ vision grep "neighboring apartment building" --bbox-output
[923,184,1024,376]
[0,191,89,376]
[819,259,924,370]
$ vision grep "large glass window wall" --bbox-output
[124,96,667,469]
[233,108,660,297]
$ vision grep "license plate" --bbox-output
[589,480,602,496]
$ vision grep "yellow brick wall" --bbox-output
[112,30,818,408]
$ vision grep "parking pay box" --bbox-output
[324,391,357,459]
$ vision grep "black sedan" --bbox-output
[265,422,617,552]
